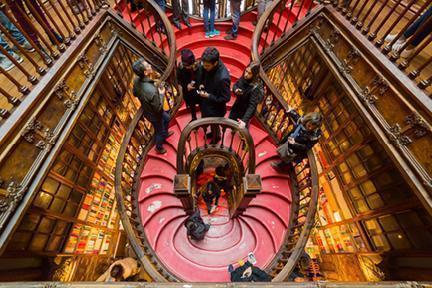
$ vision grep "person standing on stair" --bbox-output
[224,0,241,40]
[254,0,273,26]
[177,49,200,121]
[271,108,322,173]
[172,0,192,30]
[229,62,263,127]
[196,47,231,144]
[132,58,172,154]
[203,0,220,38]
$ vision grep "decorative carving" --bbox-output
[405,113,431,138]
[94,34,107,53]
[0,182,26,216]
[372,75,389,95]
[21,118,56,149]
[359,87,378,104]
[21,118,42,143]
[55,80,80,110]
[388,124,412,146]
[324,29,340,52]
[77,54,94,78]
[339,48,360,74]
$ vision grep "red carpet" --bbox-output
[116,1,311,281]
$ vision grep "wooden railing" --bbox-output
[330,0,432,93]
[254,85,319,280]
[0,0,109,121]
[113,0,182,281]
[175,117,259,217]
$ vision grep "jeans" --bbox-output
[149,111,170,149]
[230,0,241,36]
[203,0,216,32]
[7,0,56,46]
[403,6,432,47]
[0,11,29,63]
[0,11,29,46]
[172,0,189,21]
[257,0,272,19]
[154,0,166,12]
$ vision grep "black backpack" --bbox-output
[185,210,210,241]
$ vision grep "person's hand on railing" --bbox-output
[237,119,246,129]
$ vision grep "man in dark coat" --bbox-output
[171,0,191,29]
[176,49,200,121]
[132,58,172,154]
[196,47,231,143]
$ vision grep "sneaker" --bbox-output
[205,31,211,38]
[384,34,396,42]
[183,19,192,29]
[156,146,167,154]
[172,19,182,30]
[224,34,237,40]
[0,58,15,72]
[11,52,24,64]
[210,29,220,37]
[21,42,35,52]
[392,40,407,53]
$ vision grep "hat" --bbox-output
[181,49,195,66]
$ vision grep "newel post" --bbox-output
[174,174,194,215]
[233,174,262,217]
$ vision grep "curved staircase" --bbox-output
[115,0,316,282]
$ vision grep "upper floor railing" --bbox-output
[0,0,109,121]
[331,0,431,94]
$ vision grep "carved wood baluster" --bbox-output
[397,34,432,67]
[23,0,65,52]
[271,0,287,44]
[364,0,390,39]
[220,126,227,148]
[293,0,307,26]
[282,0,296,34]
[358,0,380,30]
[418,75,431,90]
[60,0,85,31]
[33,0,68,48]
[377,0,416,49]
[0,65,30,94]
[345,0,361,20]
[48,0,76,40]
[3,1,55,63]
[369,0,402,43]
[407,56,432,79]
[351,0,370,25]
[0,86,20,106]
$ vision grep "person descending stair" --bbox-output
[132,58,173,154]
[224,0,241,40]
[271,108,323,173]
[229,62,264,128]
[200,181,221,214]
[171,0,192,29]
[203,0,220,38]
[177,49,201,121]
[196,47,231,144]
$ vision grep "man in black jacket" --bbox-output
[132,58,172,154]
[176,49,200,121]
[196,47,231,143]
[230,261,271,282]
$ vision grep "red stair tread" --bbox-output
[119,0,315,279]
[139,193,183,225]
[138,176,174,202]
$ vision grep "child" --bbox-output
[201,181,221,214]
[203,0,220,38]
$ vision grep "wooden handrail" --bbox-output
[176,117,256,174]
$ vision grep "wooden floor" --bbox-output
[0,1,431,118]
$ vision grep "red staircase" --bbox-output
[116,2,312,282]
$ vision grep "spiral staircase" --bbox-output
[114,0,319,282]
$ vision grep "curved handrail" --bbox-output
[176,117,256,174]
[114,0,182,281]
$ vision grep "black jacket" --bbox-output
[285,110,322,154]
[196,61,231,117]
[229,77,264,124]
[184,210,210,241]
[230,261,271,282]
[132,76,163,122]
[176,62,200,105]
